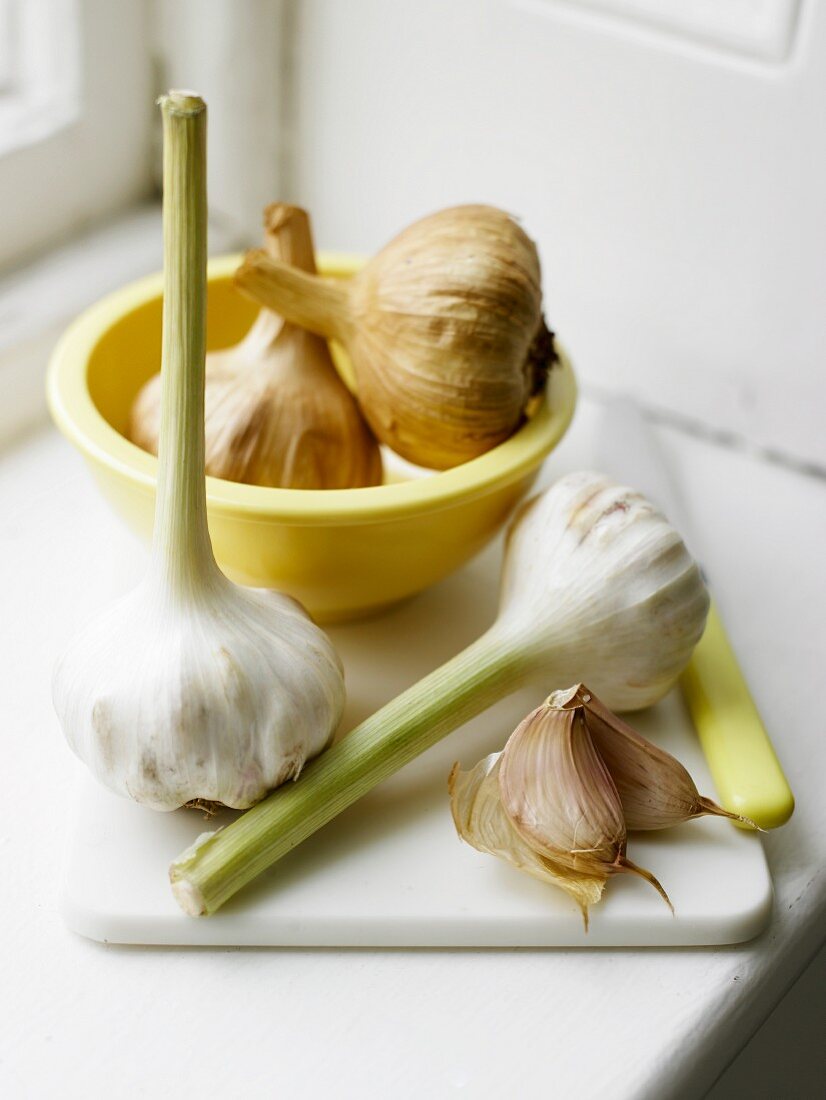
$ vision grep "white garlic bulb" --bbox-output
[52,93,345,811]
[53,577,344,811]
[498,470,710,710]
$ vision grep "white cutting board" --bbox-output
[61,533,772,948]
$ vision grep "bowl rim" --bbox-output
[46,252,577,524]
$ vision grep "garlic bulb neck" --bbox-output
[148,92,215,598]
[234,250,350,342]
[231,204,320,358]
[235,305,284,358]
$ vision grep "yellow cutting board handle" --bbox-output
[681,602,794,829]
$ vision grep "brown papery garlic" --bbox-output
[234,204,557,469]
[129,204,382,489]
[571,686,758,831]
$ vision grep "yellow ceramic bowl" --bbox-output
[47,254,577,621]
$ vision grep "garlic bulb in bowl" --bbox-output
[129,203,382,489]
[52,93,345,811]
[234,204,557,469]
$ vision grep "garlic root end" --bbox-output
[617,856,674,915]
[525,317,558,397]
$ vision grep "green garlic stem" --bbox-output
[170,627,527,915]
[148,92,217,600]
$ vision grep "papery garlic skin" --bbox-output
[131,319,383,489]
[449,685,754,930]
[350,205,550,468]
[498,471,710,711]
[449,753,606,922]
[450,694,672,926]
[498,694,673,910]
[498,702,628,874]
[578,687,754,830]
[53,582,344,811]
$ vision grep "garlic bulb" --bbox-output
[53,93,345,811]
[234,204,556,469]
[498,471,711,711]
[129,203,382,489]
[170,471,708,916]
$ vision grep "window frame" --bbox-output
[0,0,155,272]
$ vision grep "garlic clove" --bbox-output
[575,686,758,830]
[498,702,620,871]
[235,204,558,470]
[498,699,673,911]
[129,203,382,489]
[448,753,605,927]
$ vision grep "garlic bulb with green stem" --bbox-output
[170,470,708,914]
[52,93,345,811]
[234,204,557,470]
[129,203,382,489]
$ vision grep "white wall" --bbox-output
[154,0,287,242]
[285,0,826,467]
